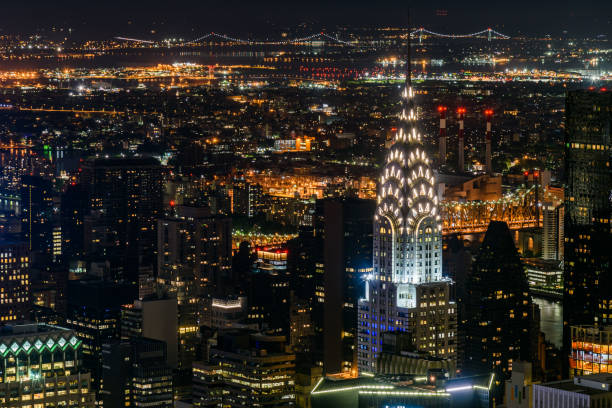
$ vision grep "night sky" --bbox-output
[1,0,610,38]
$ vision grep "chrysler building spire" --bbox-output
[357,11,455,374]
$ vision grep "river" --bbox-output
[533,296,563,349]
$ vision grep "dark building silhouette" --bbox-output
[563,89,612,375]
[231,176,262,218]
[80,157,163,282]
[463,221,534,383]
[60,183,87,262]
[323,198,374,374]
[66,279,138,394]
[101,337,173,408]
[287,226,324,364]
[20,175,57,265]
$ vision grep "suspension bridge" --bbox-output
[114,27,511,47]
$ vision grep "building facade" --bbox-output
[192,330,296,407]
[463,221,534,380]
[0,240,30,323]
[101,337,173,408]
[323,198,375,374]
[569,325,612,376]
[0,323,95,408]
[357,61,456,373]
[563,90,612,353]
[533,374,612,408]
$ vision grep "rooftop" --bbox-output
[0,323,71,338]
[536,375,612,395]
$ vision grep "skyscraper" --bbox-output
[20,175,56,264]
[463,221,534,379]
[357,40,456,373]
[323,198,374,374]
[563,89,612,359]
[80,157,163,282]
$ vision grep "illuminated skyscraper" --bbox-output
[357,35,456,373]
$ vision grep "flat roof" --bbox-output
[536,380,611,396]
[0,323,71,338]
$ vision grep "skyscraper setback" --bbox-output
[357,44,456,373]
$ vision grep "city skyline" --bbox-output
[0,3,610,408]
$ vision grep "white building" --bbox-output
[357,52,456,373]
[533,374,612,408]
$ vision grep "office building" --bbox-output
[248,247,292,335]
[295,365,323,408]
[323,198,375,374]
[202,296,248,329]
[101,337,173,408]
[463,221,534,380]
[192,330,296,407]
[569,325,612,376]
[0,240,30,323]
[287,226,324,365]
[121,297,179,368]
[524,258,563,290]
[376,332,456,376]
[533,374,612,408]
[0,323,95,407]
[357,54,456,374]
[563,90,612,347]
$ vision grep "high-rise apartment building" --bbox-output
[157,205,232,295]
[357,54,456,373]
[0,323,95,407]
[563,89,612,365]
[231,177,262,218]
[463,221,534,380]
[80,157,163,281]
